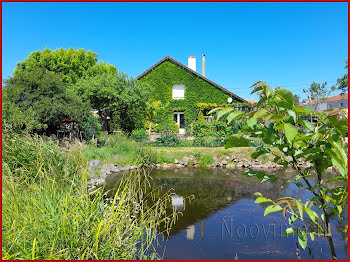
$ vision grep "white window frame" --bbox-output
[172,84,185,99]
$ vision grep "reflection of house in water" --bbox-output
[186,224,195,240]
[153,168,290,237]
[172,194,184,211]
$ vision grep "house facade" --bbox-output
[136,55,246,133]
[303,93,348,112]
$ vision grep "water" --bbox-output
[105,167,348,260]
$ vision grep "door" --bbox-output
[173,112,185,134]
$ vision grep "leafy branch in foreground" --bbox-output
[211,81,348,260]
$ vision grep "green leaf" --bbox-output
[253,192,263,197]
[327,176,347,183]
[284,227,298,236]
[288,214,298,225]
[264,204,283,216]
[255,197,272,203]
[284,123,298,143]
[247,118,257,128]
[298,230,307,249]
[298,120,315,132]
[288,110,297,123]
[293,105,313,113]
[208,107,224,115]
[295,200,304,220]
[304,207,319,223]
[309,232,315,241]
[275,89,294,109]
[224,135,250,148]
[216,107,234,120]
[254,108,270,118]
[260,175,278,183]
[227,111,245,124]
[251,148,270,159]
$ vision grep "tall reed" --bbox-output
[2,132,177,259]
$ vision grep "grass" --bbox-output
[81,133,280,167]
[82,133,157,166]
[2,132,176,260]
[151,146,277,164]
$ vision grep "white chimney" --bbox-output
[202,54,205,77]
[188,55,196,71]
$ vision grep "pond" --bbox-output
[104,167,348,260]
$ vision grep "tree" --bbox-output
[14,47,117,84]
[303,82,332,111]
[293,94,301,105]
[3,68,97,135]
[213,81,348,259]
[73,73,150,133]
[332,60,348,94]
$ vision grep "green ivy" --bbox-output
[137,60,244,129]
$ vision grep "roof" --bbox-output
[136,56,247,103]
[303,93,348,106]
[246,99,257,104]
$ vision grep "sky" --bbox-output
[2,2,348,101]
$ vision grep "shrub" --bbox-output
[130,129,148,142]
[198,154,214,167]
[154,122,179,134]
[204,137,224,147]
[154,134,181,147]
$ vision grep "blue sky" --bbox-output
[2,2,348,101]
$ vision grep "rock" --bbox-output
[156,164,161,168]
[181,157,190,166]
[211,161,221,168]
[162,164,172,168]
[88,160,102,168]
[175,164,183,168]
[236,164,243,169]
[220,160,228,166]
[226,163,236,169]
[174,159,180,164]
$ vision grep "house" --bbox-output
[302,93,348,111]
[136,55,247,134]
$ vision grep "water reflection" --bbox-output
[104,167,347,260]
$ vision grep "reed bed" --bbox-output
[2,132,177,260]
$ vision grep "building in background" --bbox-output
[302,93,348,112]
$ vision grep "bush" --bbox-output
[154,122,179,134]
[192,121,243,137]
[130,129,148,142]
[198,154,214,167]
[154,134,181,147]
[192,136,224,147]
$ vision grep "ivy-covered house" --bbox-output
[136,55,247,134]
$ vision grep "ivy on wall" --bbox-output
[137,60,244,129]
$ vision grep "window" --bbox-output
[328,104,332,109]
[172,84,185,99]
[341,102,344,107]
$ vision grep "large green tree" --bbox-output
[3,68,98,135]
[73,73,150,132]
[14,47,117,84]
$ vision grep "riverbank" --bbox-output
[2,132,174,260]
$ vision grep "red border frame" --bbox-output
[0,1,348,261]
